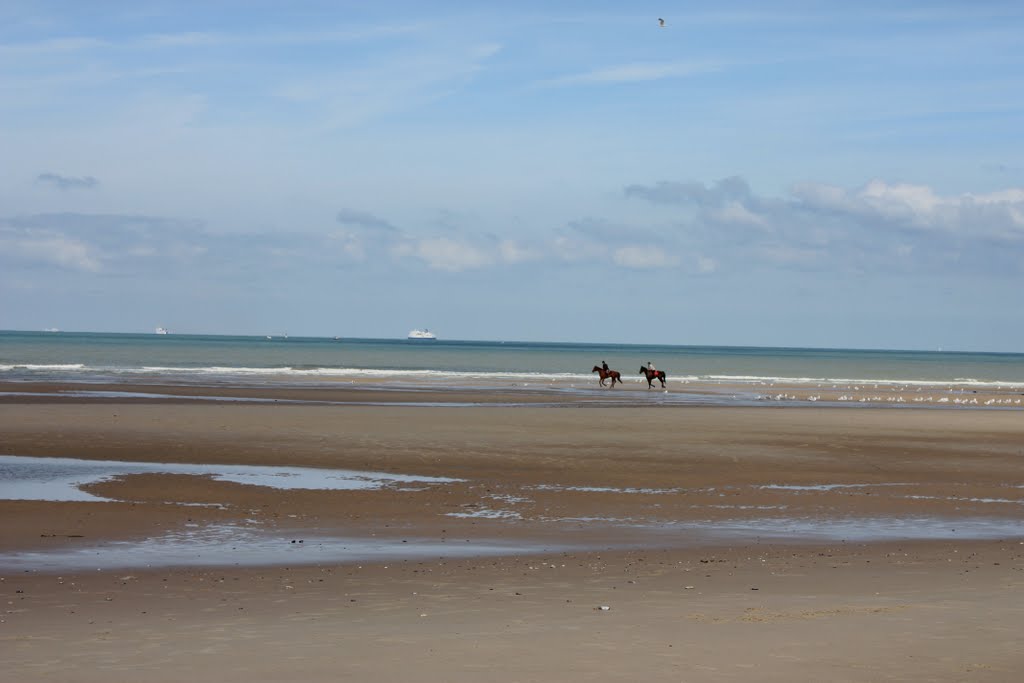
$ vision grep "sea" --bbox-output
[2,330,1023,406]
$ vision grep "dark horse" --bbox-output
[639,365,667,389]
[592,366,622,387]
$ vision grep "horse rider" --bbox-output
[602,360,609,373]
[648,361,656,373]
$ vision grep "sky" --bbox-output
[1,1,1023,351]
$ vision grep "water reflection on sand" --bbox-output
[0,454,460,503]
[2,455,1023,573]
[3,516,1023,573]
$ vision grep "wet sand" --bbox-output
[2,387,1023,681]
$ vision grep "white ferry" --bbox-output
[155,327,169,335]
[407,329,438,340]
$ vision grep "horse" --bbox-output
[639,365,667,389]
[592,366,622,387]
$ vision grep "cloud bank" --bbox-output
[3,177,1022,282]
[625,177,1024,274]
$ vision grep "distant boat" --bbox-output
[43,327,60,333]
[407,329,438,340]
[155,327,169,335]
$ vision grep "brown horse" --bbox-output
[639,365,667,389]
[592,366,622,387]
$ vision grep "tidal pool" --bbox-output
[3,515,1022,573]
[0,454,460,503]
[2,455,1022,573]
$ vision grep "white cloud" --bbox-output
[612,246,678,269]
[270,41,502,128]
[552,236,607,263]
[793,180,1024,237]
[135,24,425,50]
[413,238,493,272]
[1,232,102,271]
[621,176,1024,275]
[696,256,718,273]
[757,245,825,267]
[710,201,769,229]
[327,232,367,261]
[544,60,723,86]
[0,24,425,56]
[0,36,108,57]
[498,240,541,264]
[471,43,502,59]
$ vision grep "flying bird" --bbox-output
[658,18,666,27]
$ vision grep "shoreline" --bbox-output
[3,377,1024,410]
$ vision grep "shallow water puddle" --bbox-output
[3,515,1022,573]
[3,455,1023,572]
[0,524,557,572]
[0,454,460,502]
[652,516,1024,543]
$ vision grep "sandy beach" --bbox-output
[2,386,1023,681]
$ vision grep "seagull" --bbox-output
[658,17,666,27]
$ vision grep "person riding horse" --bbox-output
[592,363,621,387]
[639,363,667,389]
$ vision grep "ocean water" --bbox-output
[2,330,1023,396]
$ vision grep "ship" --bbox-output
[407,329,438,340]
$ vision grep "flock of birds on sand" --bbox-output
[755,382,1024,406]
[761,393,1023,406]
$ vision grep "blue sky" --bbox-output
[2,1,1023,350]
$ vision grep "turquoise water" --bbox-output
[2,330,1024,388]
